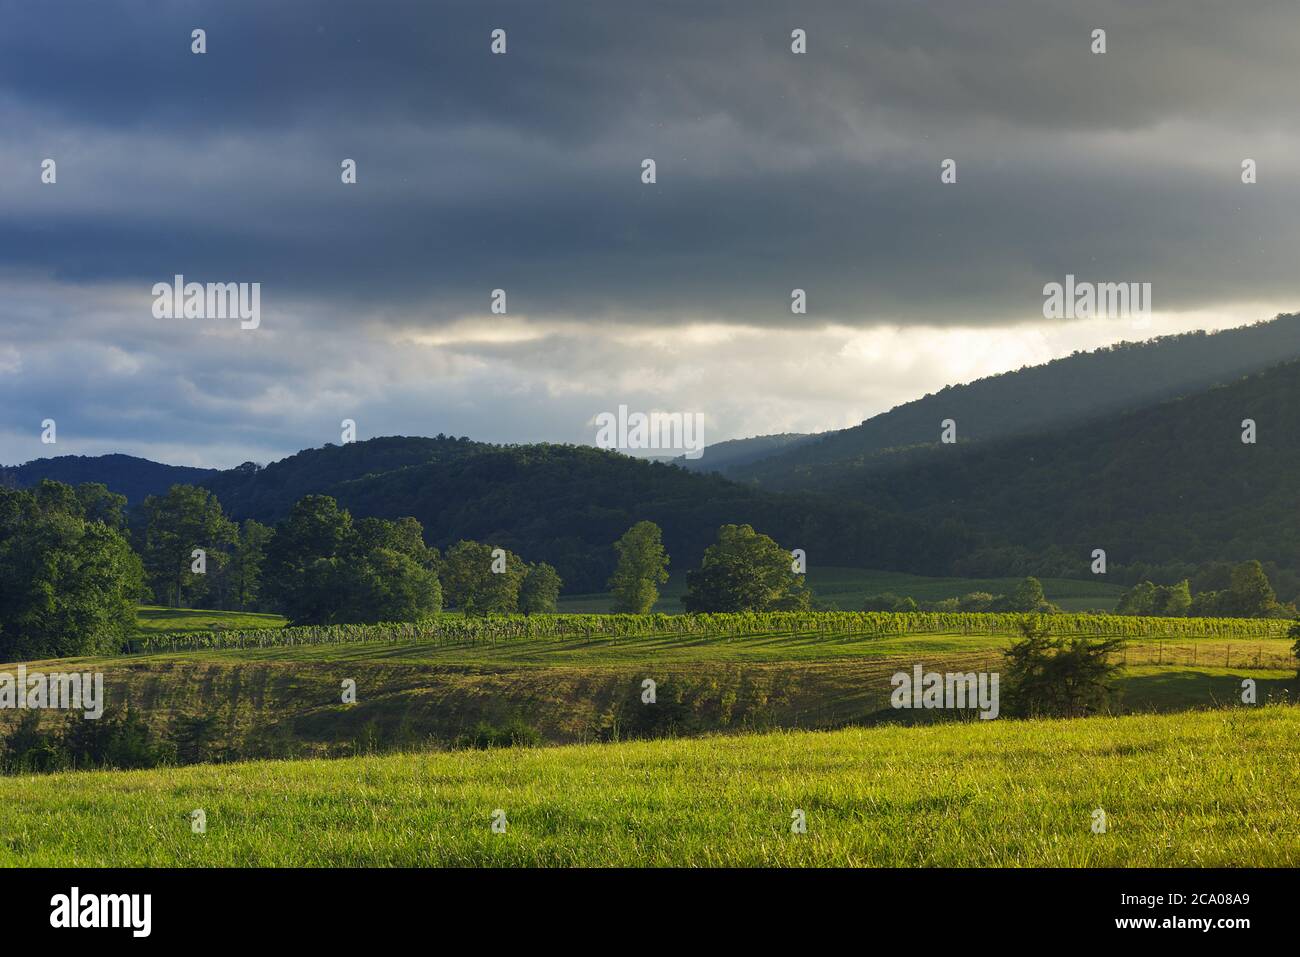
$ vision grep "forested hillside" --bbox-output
[840,359,1300,595]
[6,322,1299,595]
[204,439,968,592]
[0,454,216,505]
[674,432,813,472]
[727,314,1300,488]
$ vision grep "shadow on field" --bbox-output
[1116,669,1296,712]
[3,654,1295,776]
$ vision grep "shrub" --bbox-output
[1002,617,1126,718]
[458,716,540,749]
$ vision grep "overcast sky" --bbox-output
[1,0,1298,468]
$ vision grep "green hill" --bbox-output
[8,320,1300,595]
[728,314,1300,487]
[674,432,813,472]
[837,358,1300,593]
[201,438,963,592]
[0,453,216,505]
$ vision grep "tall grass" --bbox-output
[1,706,1296,866]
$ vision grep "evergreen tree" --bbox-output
[1003,618,1125,718]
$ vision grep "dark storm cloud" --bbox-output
[2,0,1299,320]
[1,0,1298,466]
[9,1,1297,134]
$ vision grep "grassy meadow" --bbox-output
[5,598,1290,867]
[556,567,1127,613]
[0,706,1295,866]
[136,605,287,636]
[8,614,1294,764]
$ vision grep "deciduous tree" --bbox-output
[608,521,669,614]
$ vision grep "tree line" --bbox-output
[865,565,1294,619]
[1114,560,1295,619]
[139,486,570,625]
[863,577,1060,615]
[0,480,565,658]
[0,478,815,660]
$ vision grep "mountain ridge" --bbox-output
[717,314,1300,487]
[6,318,1299,596]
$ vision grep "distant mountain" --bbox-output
[9,319,1300,597]
[4,436,974,592]
[200,436,458,519]
[840,357,1300,597]
[727,314,1300,490]
[200,437,964,592]
[675,432,813,473]
[0,454,217,504]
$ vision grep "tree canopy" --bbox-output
[0,481,144,660]
[608,521,670,614]
[682,524,811,613]
[262,495,441,625]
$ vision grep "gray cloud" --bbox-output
[1,0,1298,465]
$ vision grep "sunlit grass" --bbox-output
[0,706,1294,866]
[135,605,287,636]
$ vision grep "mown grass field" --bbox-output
[556,567,1126,613]
[136,605,286,636]
[0,706,1295,866]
